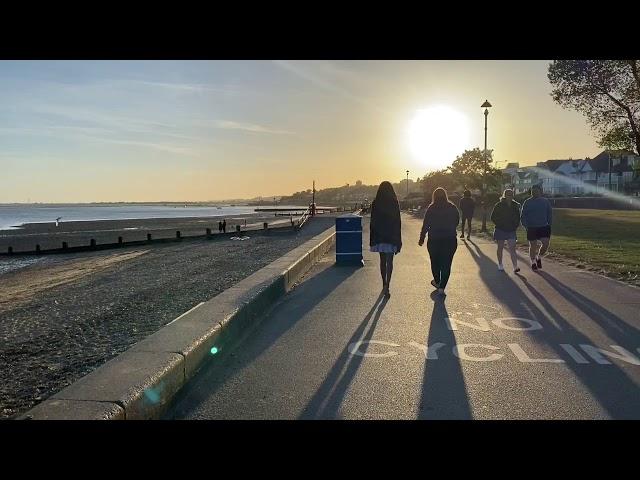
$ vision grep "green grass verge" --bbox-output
[468,208,640,285]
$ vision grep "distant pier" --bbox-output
[254,206,339,214]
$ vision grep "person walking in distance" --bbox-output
[369,181,402,298]
[222,219,227,233]
[459,189,475,240]
[490,188,521,273]
[520,184,552,271]
[218,220,223,233]
[419,187,460,296]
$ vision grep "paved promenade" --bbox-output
[166,214,640,419]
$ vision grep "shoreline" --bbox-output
[0,213,302,254]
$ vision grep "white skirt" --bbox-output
[370,243,398,253]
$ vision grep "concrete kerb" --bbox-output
[23,225,336,420]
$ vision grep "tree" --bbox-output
[448,148,502,232]
[421,169,458,199]
[548,60,640,154]
[448,148,502,190]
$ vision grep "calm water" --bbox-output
[0,204,263,231]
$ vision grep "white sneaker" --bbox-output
[498,264,504,271]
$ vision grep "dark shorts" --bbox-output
[527,225,551,241]
[494,228,517,241]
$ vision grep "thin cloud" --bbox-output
[0,124,198,157]
[272,60,385,114]
[88,137,198,156]
[216,120,294,135]
[42,79,246,98]
[131,80,245,96]
[26,105,206,142]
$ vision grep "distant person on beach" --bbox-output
[490,189,521,273]
[520,184,552,271]
[222,219,227,233]
[370,181,402,298]
[218,221,223,233]
[459,190,475,240]
[419,187,460,296]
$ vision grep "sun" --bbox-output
[408,105,470,170]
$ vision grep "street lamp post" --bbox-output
[609,151,612,192]
[480,100,492,233]
[406,169,409,198]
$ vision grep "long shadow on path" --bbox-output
[164,262,359,419]
[536,270,640,341]
[418,291,473,419]
[464,241,640,419]
[299,292,387,419]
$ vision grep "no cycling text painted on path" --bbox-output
[349,316,640,365]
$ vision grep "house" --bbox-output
[502,150,640,196]
[535,159,568,195]
[500,163,540,194]
[584,150,639,193]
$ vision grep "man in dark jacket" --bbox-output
[521,184,552,271]
[459,190,475,240]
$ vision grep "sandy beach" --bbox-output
[0,215,336,419]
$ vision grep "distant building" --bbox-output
[501,150,640,196]
[500,162,540,194]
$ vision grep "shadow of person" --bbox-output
[418,294,473,419]
[430,290,446,300]
[536,270,640,341]
[164,262,360,419]
[299,292,388,419]
[465,241,640,419]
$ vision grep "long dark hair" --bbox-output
[373,181,399,210]
[430,187,450,207]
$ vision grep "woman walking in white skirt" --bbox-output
[369,181,402,297]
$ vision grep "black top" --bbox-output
[490,199,521,232]
[369,199,402,251]
[459,197,475,217]
[419,202,460,241]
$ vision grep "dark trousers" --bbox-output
[427,237,458,289]
[460,216,472,235]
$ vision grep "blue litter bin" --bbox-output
[335,213,363,266]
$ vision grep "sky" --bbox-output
[0,60,601,203]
